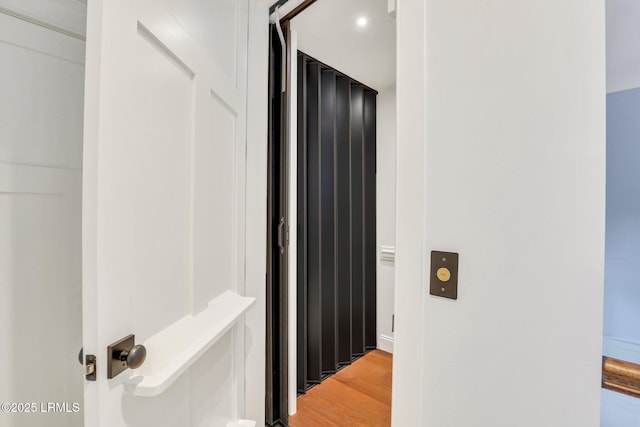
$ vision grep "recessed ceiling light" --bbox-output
[356,16,368,27]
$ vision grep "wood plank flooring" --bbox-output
[289,350,392,427]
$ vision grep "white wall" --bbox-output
[376,86,396,353]
[393,0,606,426]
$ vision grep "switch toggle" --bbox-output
[430,251,458,300]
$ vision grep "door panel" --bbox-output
[122,20,194,337]
[188,331,235,424]
[83,0,252,425]
[166,0,240,85]
[0,167,83,427]
[194,91,238,308]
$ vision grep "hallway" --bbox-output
[288,350,392,427]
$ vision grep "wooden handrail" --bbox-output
[602,356,640,399]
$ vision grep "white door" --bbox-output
[0,1,85,426]
[82,0,265,425]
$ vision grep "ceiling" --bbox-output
[289,0,396,91]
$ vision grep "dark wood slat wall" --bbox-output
[297,52,377,392]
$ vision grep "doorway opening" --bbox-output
[266,0,397,425]
[294,50,378,392]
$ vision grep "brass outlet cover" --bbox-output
[107,334,135,379]
[430,251,459,300]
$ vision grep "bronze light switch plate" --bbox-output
[430,251,458,300]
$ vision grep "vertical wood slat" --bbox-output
[335,76,352,366]
[296,53,308,393]
[350,84,365,357]
[363,90,377,350]
[320,69,337,374]
[306,60,322,385]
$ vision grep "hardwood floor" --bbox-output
[288,350,392,427]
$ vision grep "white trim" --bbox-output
[244,0,269,424]
[378,334,394,354]
[391,0,426,424]
[123,292,255,397]
[0,0,86,39]
[0,5,85,40]
[268,0,306,20]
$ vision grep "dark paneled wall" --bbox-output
[297,52,377,393]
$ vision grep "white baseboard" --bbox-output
[378,334,394,354]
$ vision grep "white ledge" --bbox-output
[123,290,255,397]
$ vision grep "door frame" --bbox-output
[266,0,386,423]
[265,1,317,425]
[266,18,290,427]
[245,1,270,425]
